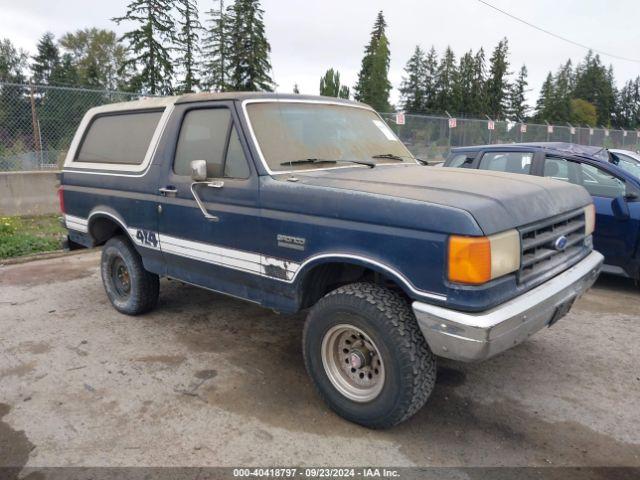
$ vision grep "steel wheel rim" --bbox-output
[110,257,131,298]
[321,323,385,402]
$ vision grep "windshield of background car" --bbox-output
[245,102,415,172]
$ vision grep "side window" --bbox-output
[579,163,626,198]
[447,153,473,168]
[76,110,162,165]
[543,157,575,182]
[478,152,533,174]
[174,108,231,177]
[174,108,251,179]
[544,157,626,198]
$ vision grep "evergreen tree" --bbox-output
[319,68,349,98]
[485,38,510,118]
[548,60,573,123]
[434,46,456,114]
[175,0,203,93]
[508,65,528,120]
[32,33,60,85]
[202,0,231,91]
[573,51,616,126]
[470,47,487,115]
[354,11,391,112]
[455,50,475,115]
[617,78,640,128]
[535,72,554,121]
[227,0,274,91]
[112,0,176,95]
[423,46,439,112]
[399,46,427,113]
[51,53,80,86]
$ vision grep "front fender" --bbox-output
[291,252,447,304]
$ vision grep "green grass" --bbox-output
[0,215,66,260]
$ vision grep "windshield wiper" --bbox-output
[371,153,428,165]
[280,158,375,168]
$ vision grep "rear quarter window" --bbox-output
[447,153,475,168]
[76,110,163,165]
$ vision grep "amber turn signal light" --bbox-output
[448,235,492,285]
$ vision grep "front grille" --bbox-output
[518,209,587,284]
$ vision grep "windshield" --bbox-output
[245,102,415,172]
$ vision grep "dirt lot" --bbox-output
[1,251,639,472]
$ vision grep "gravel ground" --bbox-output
[0,251,639,473]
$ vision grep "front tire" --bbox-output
[101,235,159,315]
[303,283,436,429]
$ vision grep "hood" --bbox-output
[288,164,592,235]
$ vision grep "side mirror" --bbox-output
[611,195,630,221]
[190,160,207,181]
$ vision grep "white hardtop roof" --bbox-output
[87,96,177,115]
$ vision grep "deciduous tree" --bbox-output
[59,28,130,90]
[319,68,349,99]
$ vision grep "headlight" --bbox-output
[584,204,596,236]
[448,229,521,285]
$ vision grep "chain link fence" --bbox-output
[0,82,144,171]
[2,81,639,171]
[380,113,640,163]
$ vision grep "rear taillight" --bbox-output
[58,187,65,214]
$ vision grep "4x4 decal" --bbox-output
[135,229,159,248]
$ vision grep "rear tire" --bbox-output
[101,235,159,315]
[303,282,436,429]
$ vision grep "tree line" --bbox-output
[2,3,640,131]
[395,35,639,128]
[0,0,274,95]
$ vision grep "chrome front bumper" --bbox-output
[413,251,603,362]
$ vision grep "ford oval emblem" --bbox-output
[554,235,568,251]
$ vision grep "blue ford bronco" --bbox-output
[61,93,603,428]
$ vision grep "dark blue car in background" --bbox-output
[444,142,640,282]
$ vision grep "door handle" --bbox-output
[159,187,178,197]
[207,180,224,189]
[190,182,220,222]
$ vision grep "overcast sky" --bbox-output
[2,0,639,110]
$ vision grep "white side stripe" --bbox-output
[64,214,89,233]
[161,234,299,280]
